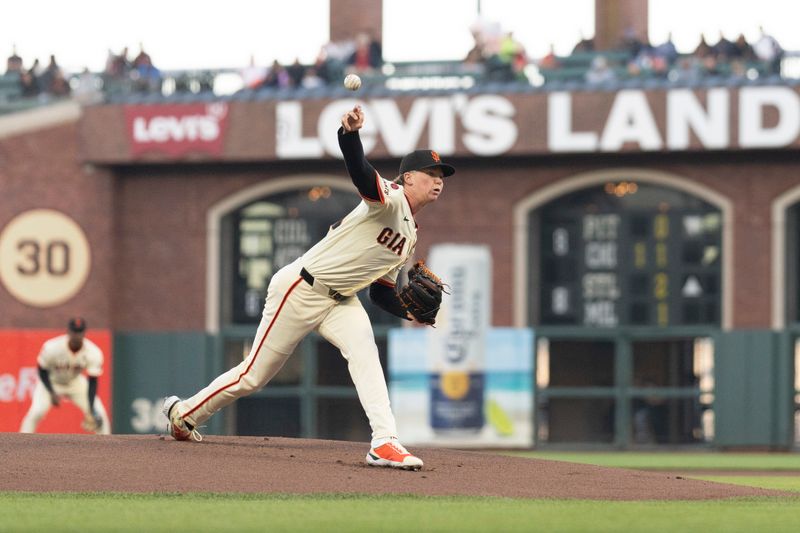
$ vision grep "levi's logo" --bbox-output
[125,103,229,157]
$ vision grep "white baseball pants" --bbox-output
[178,259,398,440]
[19,375,111,434]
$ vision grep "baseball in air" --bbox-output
[344,74,362,91]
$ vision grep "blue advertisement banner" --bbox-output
[388,327,534,447]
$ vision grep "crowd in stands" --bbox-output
[464,18,529,82]
[5,46,72,100]
[3,43,162,104]
[0,24,792,109]
[239,31,383,92]
[537,25,786,86]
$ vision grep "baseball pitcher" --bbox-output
[163,105,453,470]
[19,318,111,435]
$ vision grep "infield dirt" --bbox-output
[0,433,791,500]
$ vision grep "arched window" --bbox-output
[222,184,401,326]
[532,181,722,328]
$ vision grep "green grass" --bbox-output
[1,492,799,533]
[695,476,800,492]
[505,451,800,470]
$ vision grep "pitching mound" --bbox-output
[0,433,789,500]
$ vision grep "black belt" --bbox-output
[300,268,346,301]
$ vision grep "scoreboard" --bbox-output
[536,182,722,327]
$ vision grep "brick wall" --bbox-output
[3,108,800,330]
[329,0,382,43]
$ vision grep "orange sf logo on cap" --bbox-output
[430,151,440,163]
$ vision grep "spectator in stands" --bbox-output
[464,38,485,65]
[538,44,560,70]
[753,26,783,75]
[692,35,718,76]
[347,31,382,73]
[240,55,267,90]
[619,27,646,58]
[132,44,162,93]
[322,38,356,82]
[132,44,152,71]
[572,32,594,53]
[72,67,103,104]
[6,46,23,74]
[261,60,291,89]
[585,55,616,85]
[49,69,71,97]
[732,33,756,61]
[37,55,61,95]
[300,67,325,89]
[668,56,701,84]
[712,31,737,61]
[310,48,334,84]
[470,17,503,58]
[628,46,663,79]
[286,58,306,88]
[19,70,38,98]
[692,34,714,59]
[23,59,42,96]
[106,47,131,79]
[653,33,678,66]
[728,59,748,82]
[493,32,527,81]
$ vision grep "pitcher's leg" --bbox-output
[317,299,397,440]
[19,381,52,433]
[176,271,324,428]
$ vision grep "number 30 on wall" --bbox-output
[0,209,91,307]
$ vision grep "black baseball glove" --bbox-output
[398,261,448,326]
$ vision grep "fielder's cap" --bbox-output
[67,317,87,332]
[398,150,455,177]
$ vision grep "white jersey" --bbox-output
[301,174,416,295]
[37,335,104,386]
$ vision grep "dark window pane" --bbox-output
[632,339,697,388]
[538,397,615,443]
[316,397,371,442]
[235,397,300,437]
[631,398,708,444]
[546,340,614,387]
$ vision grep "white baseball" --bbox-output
[344,74,362,91]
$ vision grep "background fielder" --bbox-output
[19,318,111,435]
[163,104,454,470]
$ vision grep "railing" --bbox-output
[1,51,799,114]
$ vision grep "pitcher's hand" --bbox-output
[341,105,365,132]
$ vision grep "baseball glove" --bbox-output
[81,411,102,433]
[398,261,448,326]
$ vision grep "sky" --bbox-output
[2,0,799,74]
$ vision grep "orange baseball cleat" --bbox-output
[366,440,423,471]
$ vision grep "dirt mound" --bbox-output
[0,433,789,500]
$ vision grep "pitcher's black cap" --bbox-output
[67,317,87,332]
[398,150,455,177]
